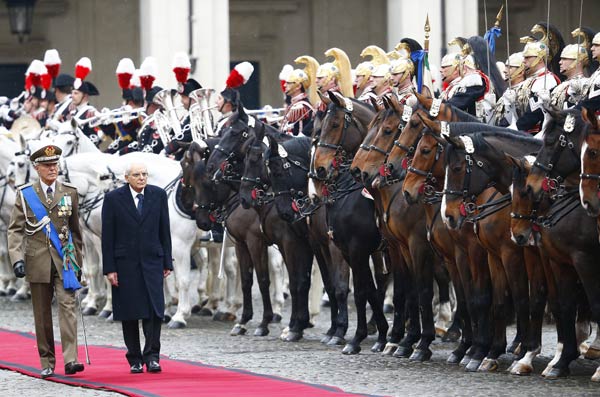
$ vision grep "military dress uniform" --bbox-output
[7,144,84,379]
[357,85,378,105]
[516,67,560,133]
[280,92,314,136]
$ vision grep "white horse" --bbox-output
[0,135,20,296]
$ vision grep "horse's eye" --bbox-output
[588,149,598,158]
[421,147,431,155]
[332,122,340,129]
[383,129,392,135]
[451,165,462,173]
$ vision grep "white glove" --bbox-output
[121,113,131,125]
[9,97,19,111]
[503,88,516,105]
[537,89,551,106]
[0,105,10,120]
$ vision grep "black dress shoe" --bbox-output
[40,367,54,379]
[130,363,143,374]
[146,360,162,373]
[65,361,84,375]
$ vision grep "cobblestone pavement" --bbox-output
[1,293,600,397]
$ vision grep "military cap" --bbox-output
[145,85,163,103]
[54,73,75,89]
[30,143,62,164]
[73,81,99,96]
[182,78,202,96]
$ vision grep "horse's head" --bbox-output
[356,96,407,187]
[240,124,270,209]
[580,107,600,216]
[527,108,585,201]
[180,140,211,211]
[8,143,33,187]
[206,110,250,181]
[402,125,445,204]
[313,91,373,183]
[509,155,541,246]
[190,157,230,231]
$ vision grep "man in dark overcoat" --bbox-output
[101,162,172,374]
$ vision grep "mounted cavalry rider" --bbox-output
[389,56,418,108]
[315,47,354,113]
[582,32,600,109]
[550,44,589,109]
[50,73,75,123]
[356,45,389,104]
[492,52,528,128]
[280,67,314,137]
[163,78,201,160]
[439,52,463,101]
[213,61,254,137]
[516,41,560,133]
[123,86,165,155]
[103,87,145,154]
[371,63,393,106]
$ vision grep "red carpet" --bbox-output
[0,328,379,397]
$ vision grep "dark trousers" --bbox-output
[121,311,162,365]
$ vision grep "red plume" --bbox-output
[45,64,60,79]
[139,75,155,91]
[226,69,244,89]
[173,67,190,84]
[41,74,52,90]
[25,74,34,91]
[117,73,133,89]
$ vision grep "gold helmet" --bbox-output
[360,45,390,66]
[560,44,589,71]
[390,58,414,84]
[354,61,374,91]
[322,47,354,98]
[286,69,310,91]
[371,63,391,78]
[505,52,525,80]
[522,41,548,69]
[394,42,412,59]
[387,51,401,60]
[295,55,319,105]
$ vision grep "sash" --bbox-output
[21,186,63,258]
[21,186,81,291]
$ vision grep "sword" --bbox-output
[218,227,228,280]
[76,291,91,364]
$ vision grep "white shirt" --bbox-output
[39,180,57,201]
[129,185,145,207]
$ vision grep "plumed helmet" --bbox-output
[522,41,549,59]
[505,52,525,80]
[390,57,414,85]
[560,44,588,61]
[371,63,391,78]
[316,62,338,79]
[440,52,461,68]
[461,54,477,70]
[355,61,374,77]
[286,68,310,90]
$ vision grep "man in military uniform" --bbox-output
[389,57,417,107]
[102,87,145,154]
[163,78,201,160]
[7,142,84,379]
[70,80,101,145]
[516,41,560,133]
[121,86,165,155]
[550,44,589,109]
[51,74,75,123]
[355,61,376,102]
[492,52,529,128]
[371,63,393,106]
[439,52,463,100]
[280,68,314,136]
[584,33,600,107]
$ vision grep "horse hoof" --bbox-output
[10,293,29,302]
[253,327,269,337]
[465,358,482,372]
[544,367,570,380]
[591,368,600,382]
[409,348,432,362]
[507,341,521,355]
[320,335,332,344]
[459,355,472,366]
[97,310,112,319]
[585,347,600,360]
[367,322,377,336]
[106,313,114,322]
[284,331,303,342]
[191,305,201,314]
[7,288,17,296]
[442,329,461,343]
[163,314,172,323]
[0,290,5,297]
[327,336,346,346]
[198,307,213,316]
[371,341,386,353]
[447,352,463,365]
[167,320,186,329]
[342,344,361,355]
[214,312,236,322]
[230,324,247,336]
[511,362,533,376]
[393,345,413,358]
[383,304,394,314]
[382,343,399,356]
[81,307,97,316]
[477,358,499,372]
[271,313,282,323]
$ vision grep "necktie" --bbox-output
[136,193,144,215]
[46,186,53,205]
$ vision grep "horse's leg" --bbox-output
[586,323,600,360]
[544,261,580,379]
[194,246,210,312]
[267,246,285,322]
[312,243,336,343]
[167,235,195,329]
[383,243,407,355]
[308,261,323,326]
[251,237,273,337]
[367,251,388,335]
[206,244,224,315]
[81,233,103,314]
[328,242,350,345]
[230,242,254,336]
[434,260,453,337]
[511,247,546,375]
[222,246,241,320]
[408,241,436,362]
[394,247,421,358]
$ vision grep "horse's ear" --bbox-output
[19,133,27,151]
[418,113,439,132]
[267,134,279,155]
[414,89,433,110]
[389,94,403,115]
[70,118,78,131]
[328,90,343,107]
[505,153,521,169]
[317,90,329,106]
[582,106,600,131]
[444,135,465,149]
[371,96,383,111]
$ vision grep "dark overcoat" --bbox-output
[102,184,173,321]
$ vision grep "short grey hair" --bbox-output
[124,162,148,176]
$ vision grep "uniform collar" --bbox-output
[290,92,308,104]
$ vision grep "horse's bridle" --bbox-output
[406,136,444,198]
[532,114,579,194]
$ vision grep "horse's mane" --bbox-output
[281,136,311,160]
